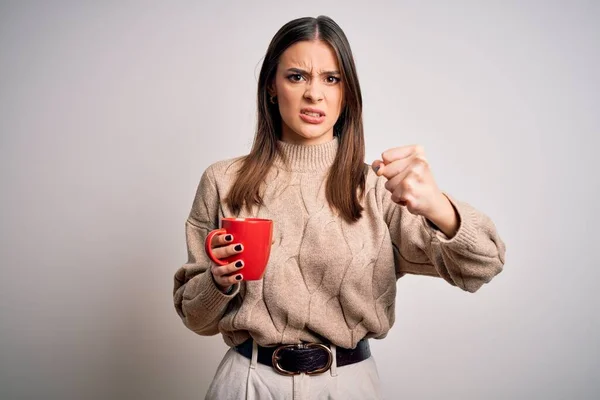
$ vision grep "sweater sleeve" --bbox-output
[380,178,506,293]
[173,166,240,335]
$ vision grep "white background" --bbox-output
[1,1,598,399]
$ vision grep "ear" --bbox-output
[267,81,277,97]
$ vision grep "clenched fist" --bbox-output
[372,145,459,237]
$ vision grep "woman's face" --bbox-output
[270,40,344,145]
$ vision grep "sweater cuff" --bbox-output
[194,269,240,311]
[422,194,478,251]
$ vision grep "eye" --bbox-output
[326,76,341,84]
[287,73,305,82]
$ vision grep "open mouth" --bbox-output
[301,110,323,117]
[300,108,325,117]
[299,110,326,124]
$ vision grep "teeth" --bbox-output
[303,111,321,117]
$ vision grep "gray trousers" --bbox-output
[205,341,383,400]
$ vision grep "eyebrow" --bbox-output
[285,67,341,76]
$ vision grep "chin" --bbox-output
[296,124,333,139]
[297,132,330,143]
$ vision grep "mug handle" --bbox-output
[204,228,228,266]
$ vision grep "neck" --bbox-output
[274,136,339,172]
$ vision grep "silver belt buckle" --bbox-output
[271,343,333,375]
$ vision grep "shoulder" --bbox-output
[192,156,247,198]
[202,156,247,182]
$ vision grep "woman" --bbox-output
[174,15,505,399]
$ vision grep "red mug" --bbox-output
[204,218,273,281]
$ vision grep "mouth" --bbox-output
[299,108,326,124]
[300,108,326,117]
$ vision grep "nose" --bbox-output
[303,81,324,103]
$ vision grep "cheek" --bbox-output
[329,88,343,116]
[277,90,293,107]
[277,97,296,120]
[277,90,301,118]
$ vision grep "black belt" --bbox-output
[234,338,371,375]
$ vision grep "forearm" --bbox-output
[424,192,460,238]
[424,196,506,292]
[174,268,239,335]
[387,190,505,292]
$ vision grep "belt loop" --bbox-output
[250,340,258,369]
[329,344,338,377]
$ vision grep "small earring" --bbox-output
[270,95,277,104]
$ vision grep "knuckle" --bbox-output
[414,154,428,165]
[218,264,230,275]
[410,160,428,178]
[384,179,394,192]
[225,246,234,257]
[412,156,428,171]
[401,178,413,192]
[409,166,424,181]
[211,265,222,277]
[212,248,224,259]
[392,187,403,201]
[218,245,231,257]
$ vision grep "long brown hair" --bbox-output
[226,16,366,223]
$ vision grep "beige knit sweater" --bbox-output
[173,138,505,349]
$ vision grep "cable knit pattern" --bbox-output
[173,137,506,349]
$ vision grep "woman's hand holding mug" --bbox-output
[206,232,244,292]
[205,218,274,294]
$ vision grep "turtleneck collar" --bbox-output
[274,137,339,172]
